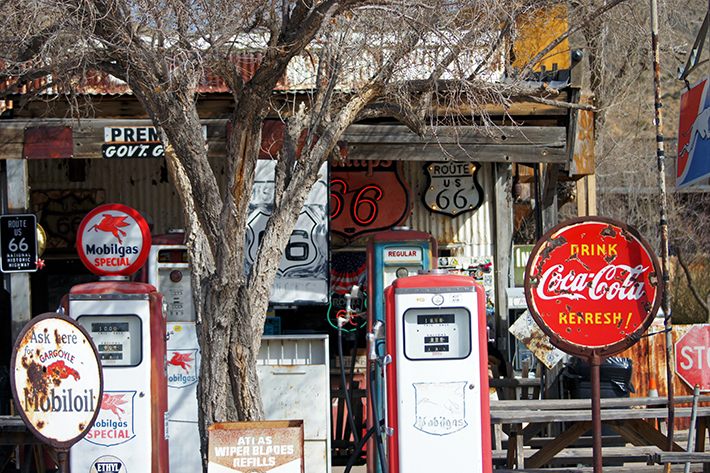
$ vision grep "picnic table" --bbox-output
[0,415,57,472]
[490,395,710,471]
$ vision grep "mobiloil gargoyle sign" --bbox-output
[10,312,103,470]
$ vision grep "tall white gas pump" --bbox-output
[383,269,491,473]
[65,204,169,473]
[145,232,202,473]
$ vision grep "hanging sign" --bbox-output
[76,204,151,276]
[10,312,103,449]
[677,73,710,188]
[422,161,483,217]
[524,217,662,357]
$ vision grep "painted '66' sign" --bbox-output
[422,162,483,217]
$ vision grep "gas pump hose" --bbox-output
[368,362,389,473]
[338,322,360,445]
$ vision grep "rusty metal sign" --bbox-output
[524,217,662,357]
[508,310,565,370]
[208,420,304,473]
[10,312,103,449]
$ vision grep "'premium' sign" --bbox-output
[524,217,662,357]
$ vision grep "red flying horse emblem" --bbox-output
[101,393,129,419]
[168,352,194,372]
[46,360,80,381]
[89,214,130,244]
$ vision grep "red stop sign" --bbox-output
[675,325,710,391]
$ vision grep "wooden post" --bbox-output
[6,159,31,343]
[493,162,513,358]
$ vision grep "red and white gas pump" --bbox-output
[383,269,491,473]
[64,204,169,473]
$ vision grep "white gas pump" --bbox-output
[65,204,169,473]
[382,269,491,473]
[146,234,202,473]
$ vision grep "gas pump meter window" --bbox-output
[77,315,142,367]
[402,307,472,360]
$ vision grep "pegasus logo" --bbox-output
[168,352,194,372]
[89,214,130,244]
[47,360,80,381]
[679,105,710,162]
[101,393,129,420]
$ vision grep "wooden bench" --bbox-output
[490,395,710,471]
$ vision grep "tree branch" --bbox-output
[676,248,710,321]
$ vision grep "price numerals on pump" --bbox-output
[0,214,38,273]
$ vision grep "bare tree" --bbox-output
[1,0,617,466]
[584,0,710,322]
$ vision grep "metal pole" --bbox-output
[58,449,69,473]
[684,385,701,473]
[590,354,603,473]
[650,0,675,457]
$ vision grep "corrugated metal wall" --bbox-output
[28,158,184,234]
[401,160,495,258]
[28,158,496,259]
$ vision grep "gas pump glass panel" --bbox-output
[157,266,194,322]
[77,315,142,367]
[403,307,472,360]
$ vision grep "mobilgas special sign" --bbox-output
[10,312,103,449]
[76,204,151,276]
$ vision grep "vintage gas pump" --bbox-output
[366,227,437,328]
[65,204,169,473]
[365,227,437,473]
[383,269,491,473]
[146,232,202,473]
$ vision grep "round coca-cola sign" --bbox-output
[524,217,662,357]
[76,204,151,276]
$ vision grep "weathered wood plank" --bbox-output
[489,377,542,388]
[491,395,710,411]
[0,119,568,163]
[525,421,592,468]
[342,124,566,145]
[491,408,710,424]
[654,452,710,463]
[494,468,708,473]
[347,142,566,163]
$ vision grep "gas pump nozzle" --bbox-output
[367,320,385,361]
[344,285,361,313]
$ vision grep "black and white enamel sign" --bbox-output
[422,162,483,217]
[0,214,38,273]
[244,161,329,305]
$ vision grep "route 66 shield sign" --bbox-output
[422,162,483,217]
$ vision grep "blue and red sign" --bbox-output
[678,74,710,188]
